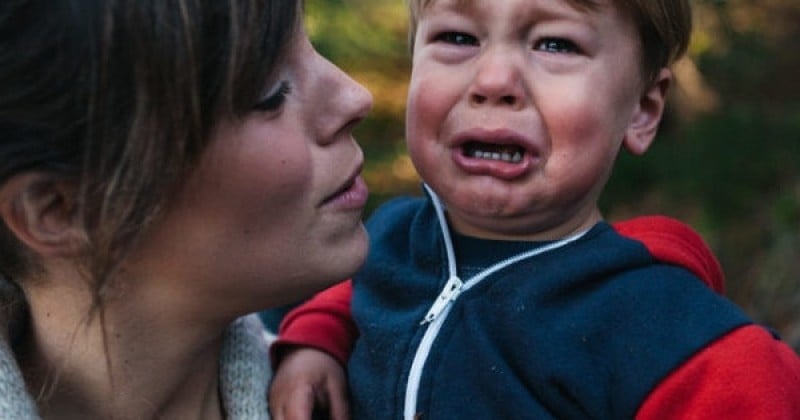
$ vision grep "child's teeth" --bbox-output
[464,142,524,163]
[471,149,523,163]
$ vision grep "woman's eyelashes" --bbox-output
[253,81,292,112]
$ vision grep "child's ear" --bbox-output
[623,68,672,156]
[0,173,86,257]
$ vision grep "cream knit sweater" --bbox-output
[0,280,274,419]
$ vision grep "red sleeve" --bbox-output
[637,324,800,419]
[271,280,356,367]
[613,215,725,293]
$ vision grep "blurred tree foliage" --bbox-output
[305,0,800,350]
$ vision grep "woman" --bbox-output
[0,0,372,418]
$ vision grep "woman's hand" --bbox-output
[269,347,350,420]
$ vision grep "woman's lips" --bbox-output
[321,175,369,211]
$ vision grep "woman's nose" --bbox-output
[346,76,373,123]
[318,55,373,143]
[469,49,525,109]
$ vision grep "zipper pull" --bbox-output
[421,276,464,325]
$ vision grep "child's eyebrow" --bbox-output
[426,0,603,21]
[426,0,476,13]
[426,0,509,24]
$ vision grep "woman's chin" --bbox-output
[276,226,368,306]
[326,225,369,279]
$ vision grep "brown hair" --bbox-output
[407,0,692,84]
[0,0,297,295]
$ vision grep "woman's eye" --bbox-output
[253,81,291,112]
[535,38,579,54]
[434,31,478,46]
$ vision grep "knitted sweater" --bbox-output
[0,280,273,419]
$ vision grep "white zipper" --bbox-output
[421,275,463,324]
[403,185,589,420]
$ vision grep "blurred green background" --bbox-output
[305,0,800,351]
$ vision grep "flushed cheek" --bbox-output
[552,110,606,151]
[406,68,461,133]
[544,86,625,145]
[407,76,463,175]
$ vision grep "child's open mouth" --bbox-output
[450,127,537,180]
[462,141,525,164]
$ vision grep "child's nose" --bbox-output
[469,51,525,109]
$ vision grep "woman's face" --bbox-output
[128,27,373,316]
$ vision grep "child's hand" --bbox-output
[269,347,350,420]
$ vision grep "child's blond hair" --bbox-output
[407,0,692,85]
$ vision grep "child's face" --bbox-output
[406,0,669,240]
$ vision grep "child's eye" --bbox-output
[253,81,291,112]
[434,31,478,46]
[534,38,579,54]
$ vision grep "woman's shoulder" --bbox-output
[0,277,38,419]
[220,314,273,419]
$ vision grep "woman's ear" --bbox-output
[0,173,85,257]
[623,68,672,156]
